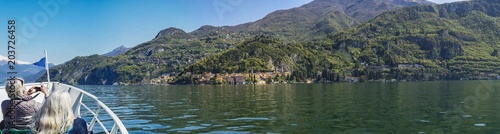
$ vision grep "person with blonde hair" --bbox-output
[31,90,88,134]
[1,78,49,132]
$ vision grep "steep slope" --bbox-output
[190,0,434,41]
[186,35,296,74]
[183,0,500,82]
[43,28,243,84]
[39,55,118,85]
[313,0,435,22]
[324,0,500,80]
[42,0,437,85]
[182,35,344,83]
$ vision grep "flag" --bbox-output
[33,49,51,87]
[33,57,46,68]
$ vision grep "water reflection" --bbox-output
[76,81,500,133]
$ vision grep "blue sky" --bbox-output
[0,0,466,64]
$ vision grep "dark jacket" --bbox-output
[67,118,88,134]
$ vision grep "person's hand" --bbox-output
[26,86,38,95]
[40,85,49,96]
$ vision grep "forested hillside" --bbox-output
[43,0,434,84]
[40,0,500,84]
[179,0,500,83]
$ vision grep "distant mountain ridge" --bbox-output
[0,55,32,65]
[44,0,448,85]
[102,45,130,57]
[312,0,435,22]
[0,55,55,83]
[188,0,434,40]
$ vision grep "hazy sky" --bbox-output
[0,0,466,64]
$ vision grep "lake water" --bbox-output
[76,81,500,133]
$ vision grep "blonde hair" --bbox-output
[31,90,75,134]
[4,79,26,99]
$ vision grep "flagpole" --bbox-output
[45,49,51,86]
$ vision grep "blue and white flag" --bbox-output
[33,49,51,85]
[33,57,47,68]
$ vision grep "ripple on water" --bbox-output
[474,124,486,127]
[168,126,207,132]
[201,131,250,134]
[227,117,272,121]
[93,119,148,133]
[110,109,134,115]
[419,120,430,123]
[212,124,225,127]
[161,118,173,121]
[240,125,255,128]
[201,124,212,127]
[142,124,171,130]
[137,114,159,118]
[128,130,160,134]
[226,126,245,131]
[170,102,184,105]
[175,115,198,119]
[124,119,151,124]
[463,115,473,118]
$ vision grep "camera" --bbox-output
[34,87,42,92]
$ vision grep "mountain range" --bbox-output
[0,43,123,84]
[190,0,434,41]
[0,55,55,83]
[41,0,500,84]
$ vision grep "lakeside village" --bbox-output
[135,63,500,85]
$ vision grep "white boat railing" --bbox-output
[0,82,128,134]
[51,82,128,134]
